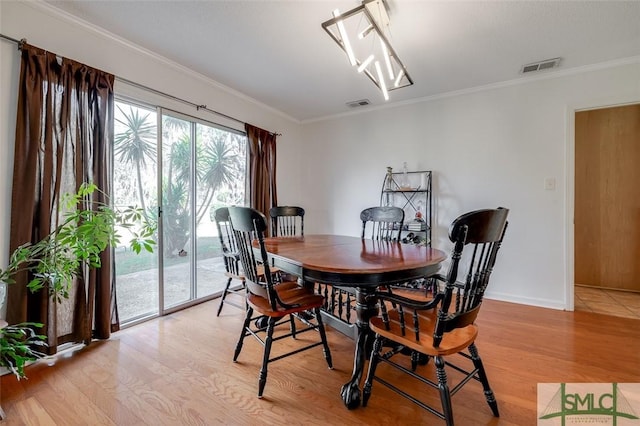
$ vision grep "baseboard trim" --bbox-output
[484,291,568,311]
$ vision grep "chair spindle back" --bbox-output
[377,208,509,348]
[229,206,300,312]
[270,206,305,237]
[214,207,241,277]
[435,208,509,346]
[360,206,405,242]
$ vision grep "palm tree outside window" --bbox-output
[113,100,247,323]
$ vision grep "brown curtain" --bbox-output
[246,124,278,231]
[6,43,115,354]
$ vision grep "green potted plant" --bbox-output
[0,183,155,379]
[0,320,46,379]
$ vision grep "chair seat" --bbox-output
[274,281,301,290]
[388,287,435,302]
[224,264,280,281]
[370,309,478,356]
[247,282,324,317]
[224,271,244,280]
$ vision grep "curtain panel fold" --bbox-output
[6,43,115,353]
[246,124,278,232]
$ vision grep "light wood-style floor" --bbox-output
[574,285,640,319]
[2,298,639,425]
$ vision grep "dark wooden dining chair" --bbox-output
[269,205,304,237]
[269,206,304,284]
[362,208,509,426]
[228,206,333,398]
[215,206,284,316]
[360,206,405,241]
[361,205,422,296]
[318,206,406,337]
[214,207,245,316]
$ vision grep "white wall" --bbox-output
[0,1,304,317]
[300,62,640,310]
[2,1,640,313]
[0,37,20,319]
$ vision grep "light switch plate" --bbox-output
[544,177,556,191]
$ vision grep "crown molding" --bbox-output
[303,55,640,124]
[25,0,300,124]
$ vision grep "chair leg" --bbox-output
[289,315,297,338]
[216,277,233,316]
[258,316,277,398]
[314,307,333,369]
[469,343,499,417]
[411,351,430,371]
[435,356,454,426]
[242,279,248,311]
[233,307,253,362]
[255,315,269,329]
[362,335,383,407]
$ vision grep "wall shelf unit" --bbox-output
[380,168,432,246]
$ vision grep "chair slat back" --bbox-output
[270,206,305,237]
[360,206,404,242]
[214,207,241,276]
[229,206,298,312]
[434,208,509,346]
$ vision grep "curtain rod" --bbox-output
[116,76,247,127]
[119,77,280,137]
[0,33,281,137]
[0,33,26,48]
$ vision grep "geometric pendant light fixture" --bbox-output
[322,0,413,101]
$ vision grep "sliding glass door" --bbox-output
[113,100,159,322]
[161,114,247,308]
[113,99,247,323]
[194,124,247,298]
[161,113,193,308]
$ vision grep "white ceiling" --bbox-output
[45,1,640,122]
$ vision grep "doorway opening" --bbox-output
[574,286,640,319]
[573,103,640,319]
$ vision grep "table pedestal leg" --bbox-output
[340,286,378,409]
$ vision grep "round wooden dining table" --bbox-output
[260,234,447,409]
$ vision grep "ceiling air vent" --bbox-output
[521,58,561,74]
[346,99,371,108]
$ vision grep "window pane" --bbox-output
[195,124,247,298]
[113,101,159,323]
[162,114,193,309]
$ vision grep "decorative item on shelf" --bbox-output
[399,162,411,190]
[407,221,426,232]
[420,172,428,190]
[385,166,393,190]
[401,232,425,245]
[415,200,424,221]
[384,166,394,206]
[404,200,426,232]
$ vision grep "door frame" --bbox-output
[565,96,640,311]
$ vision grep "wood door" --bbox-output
[575,104,640,291]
